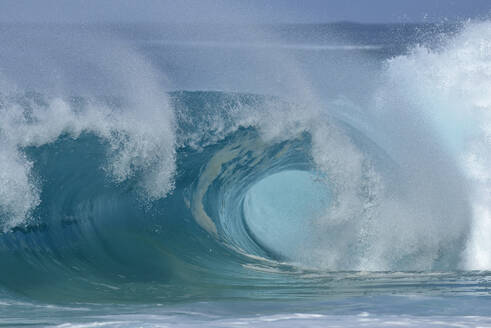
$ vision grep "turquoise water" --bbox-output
[0,22,491,327]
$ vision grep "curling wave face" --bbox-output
[0,22,490,303]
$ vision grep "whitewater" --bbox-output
[0,21,490,327]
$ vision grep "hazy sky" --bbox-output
[1,0,490,24]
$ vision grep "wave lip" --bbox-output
[0,28,176,231]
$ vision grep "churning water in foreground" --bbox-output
[0,22,490,327]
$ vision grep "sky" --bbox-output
[0,0,490,24]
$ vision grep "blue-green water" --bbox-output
[0,22,491,327]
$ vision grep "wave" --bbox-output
[143,40,384,51]
[0,21,490,301]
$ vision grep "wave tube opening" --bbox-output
[243,170,330,261]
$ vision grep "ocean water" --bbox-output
[0,22,490,327]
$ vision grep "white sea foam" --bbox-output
[50,313,491,328]
[379,21,491,269]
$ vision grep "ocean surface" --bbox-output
[0,22,490,327]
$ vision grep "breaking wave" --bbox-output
[0,21,490,301]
